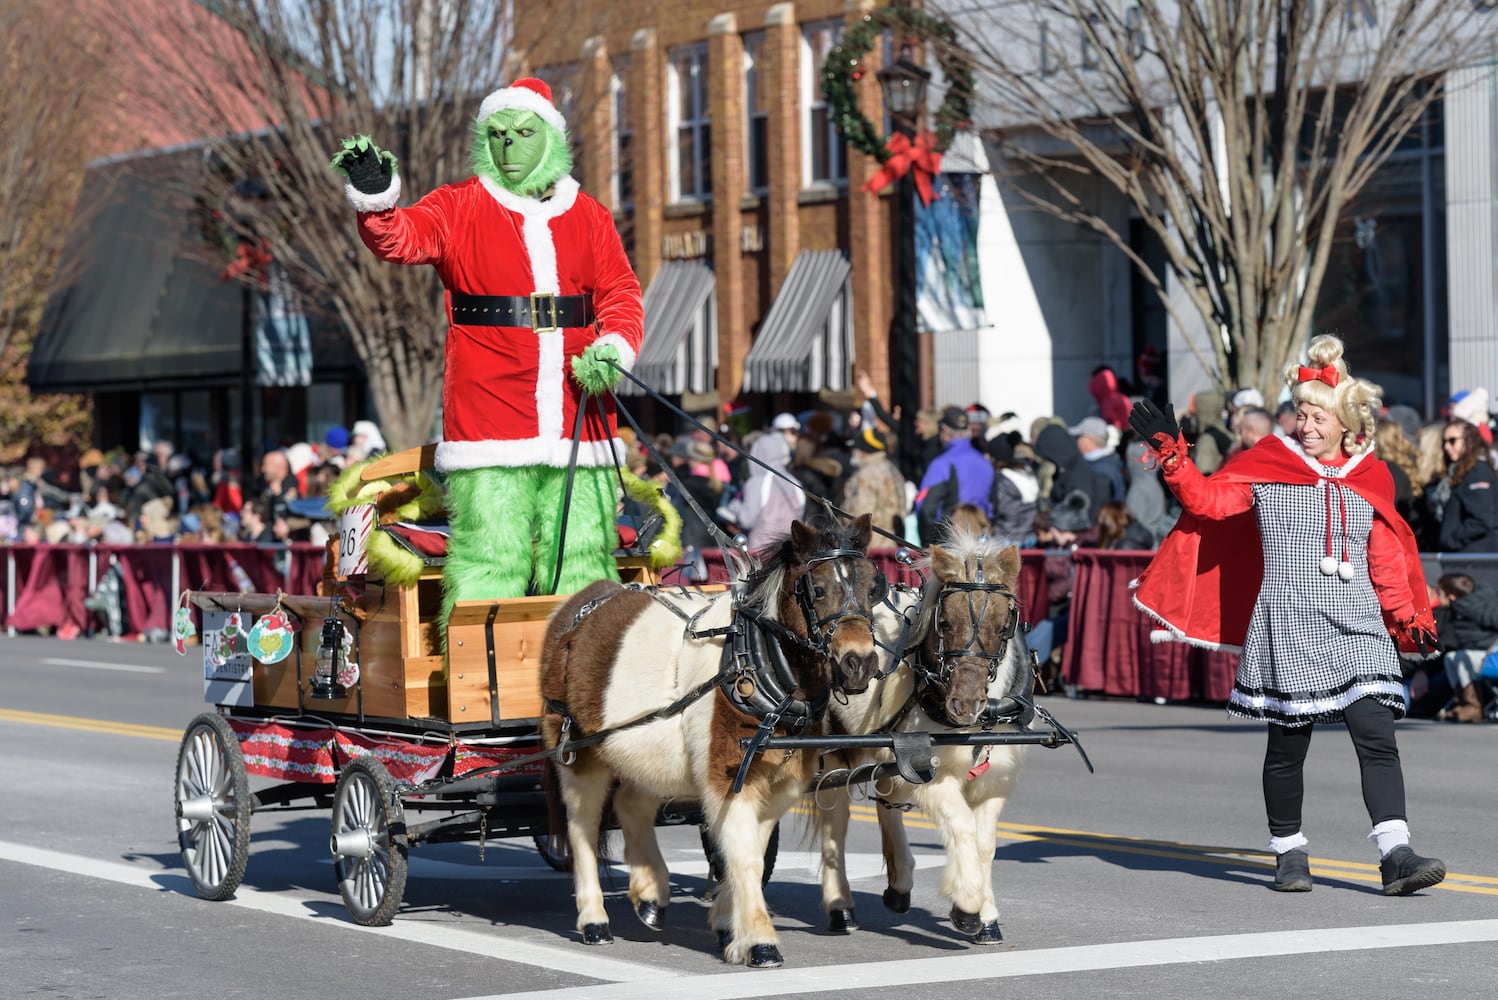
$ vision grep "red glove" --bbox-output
[1392,609,1439,658]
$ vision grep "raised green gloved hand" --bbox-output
[329,135,399,195]
[571,342,623,394]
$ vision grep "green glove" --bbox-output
[571,342,623,394]
[330,135,399,194]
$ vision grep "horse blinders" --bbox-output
[794,548,885,648]
[926,579,1019,687]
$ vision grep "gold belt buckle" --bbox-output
[530,292,558,333]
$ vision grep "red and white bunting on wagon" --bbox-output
[227,720,450,785]
[453,742,546,777]
[334,730,449,784]
[230,719,337,782]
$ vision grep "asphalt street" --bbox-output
[2,632,1495,999]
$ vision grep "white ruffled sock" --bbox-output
[1369,819,1410,858]
[1268,832,1308,855]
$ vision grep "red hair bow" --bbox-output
[1297,364,1339,388]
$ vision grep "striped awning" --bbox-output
[741,250,853,394]
[620,261,717,395]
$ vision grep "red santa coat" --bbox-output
[355,174,643,472]
[1132,434,1429,650]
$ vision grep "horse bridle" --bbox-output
[917,570,1020,692]
[794,547,887,650]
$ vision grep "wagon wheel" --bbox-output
[699,822,779,891]
[330,757,408,926]
[174,712,252,901]
[532,831,573,873]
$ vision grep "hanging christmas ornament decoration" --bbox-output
[248,605,300,664]
[209,610,251,667]
[173,592,196,656]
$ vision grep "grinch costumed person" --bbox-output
[329,78,644,628]
[1130,334,1445,897]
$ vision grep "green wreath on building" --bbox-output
[822,5,975,161]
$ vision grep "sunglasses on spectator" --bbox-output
[1443,436,1464,445]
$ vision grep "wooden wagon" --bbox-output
[172,446,690,926]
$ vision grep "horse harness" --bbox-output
[543,548,885,784]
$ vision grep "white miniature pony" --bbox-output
[816,525,1033,944]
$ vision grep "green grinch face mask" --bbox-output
[473,107,572,196]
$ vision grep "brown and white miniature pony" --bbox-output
[540,514,885,968]
[816,525,1031,944]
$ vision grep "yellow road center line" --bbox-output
[789,803,1498,894]
[12,707,1495,894]
[0,707,183,742]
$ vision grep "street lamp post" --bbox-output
[877,40,930,486]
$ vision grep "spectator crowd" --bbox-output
[6,367,1498,724]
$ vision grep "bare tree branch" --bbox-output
[944,0,1495,400]
[94,0,517,451]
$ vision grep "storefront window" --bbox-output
[1311,102,1446,416]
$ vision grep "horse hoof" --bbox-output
[950,906,982,935]
[635,899,664,931]
[883,888,911,914]
[747,944,784,969]
[581,923,613,946]
[715,929,733,954]
[828,908,858,934]
[972,920,1003,945]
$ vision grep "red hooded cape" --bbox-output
[1133,435,1429,651]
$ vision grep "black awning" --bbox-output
[27,162,246,394]
[741,249,853,394]
[620,260,717,396]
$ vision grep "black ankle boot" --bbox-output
[1273,849,1313,892]
[1380,845,1445,896]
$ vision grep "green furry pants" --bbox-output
[440,465,619,630]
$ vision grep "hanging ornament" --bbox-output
[248,603,299,664]
[335,625,361,689]
[1319,556,1338,577]
[1337,561,1355,582]
[172,591,196,656]
[210,610,250,667]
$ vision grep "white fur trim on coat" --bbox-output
[474,175,582,443]
[476,87,568,134]
[593,333,637,373]
[436,436,625,472]
[345,172,401,213]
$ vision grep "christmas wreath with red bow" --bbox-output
[822,6,974,172]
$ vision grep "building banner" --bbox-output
[254,266,313,386]
[915,173,987,333]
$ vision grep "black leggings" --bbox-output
[1262,697,1406,837]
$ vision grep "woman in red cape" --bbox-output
[1129,335,1445,897]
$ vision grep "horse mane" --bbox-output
[741,515,856,621]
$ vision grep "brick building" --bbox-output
[513,0,904,420]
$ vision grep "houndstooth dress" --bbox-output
[1229,471,1407,726]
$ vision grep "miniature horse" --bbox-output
[540,514,885,968]
[817,525,1031,944]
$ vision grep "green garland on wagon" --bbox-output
[823,5,975,162]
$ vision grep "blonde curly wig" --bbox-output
[1283,334,1383,455]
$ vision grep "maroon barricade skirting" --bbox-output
[1061,550,1239,702]
[2,542,1239,701]
[3,543,326,639]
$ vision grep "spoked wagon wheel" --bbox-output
[330,757,408,926]
[174,712,252,901]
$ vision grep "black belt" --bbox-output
[450,292,595,331]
